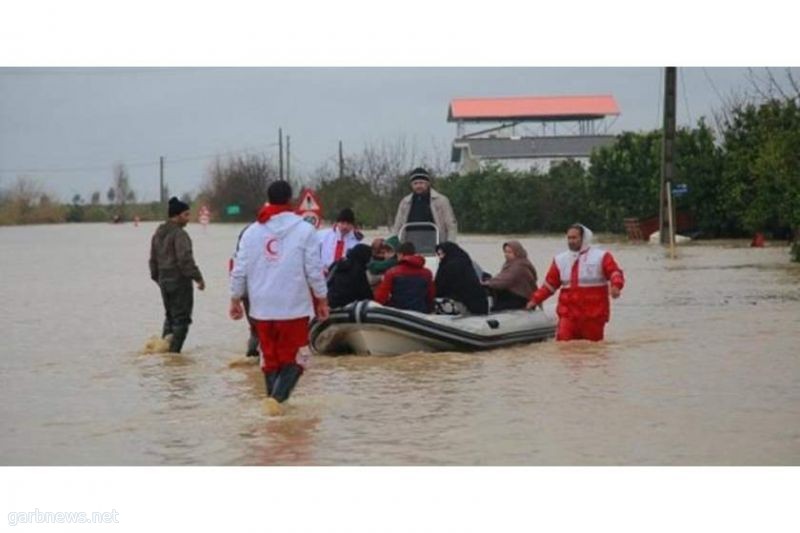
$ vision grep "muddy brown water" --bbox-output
[1,223,798,465]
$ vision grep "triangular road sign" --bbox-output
[296,188,322,212]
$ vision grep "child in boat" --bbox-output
[367,235,399,287]
[373,241,435,314]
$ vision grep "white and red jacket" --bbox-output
[531,232,624,322]
[230,210,327,320]
[318,225,362,270]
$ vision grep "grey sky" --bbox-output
[0,67,778,202]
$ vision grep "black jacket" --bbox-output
[327,244,373,308]
[434,242,489,315]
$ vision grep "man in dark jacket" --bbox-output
[434,242,488,315]
[149,197,205,353]
[374,242,435,314]
[327,243,373,308]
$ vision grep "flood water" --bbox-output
[1,222,799,465]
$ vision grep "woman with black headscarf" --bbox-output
[327,243,374,308]
[434,242,489,315]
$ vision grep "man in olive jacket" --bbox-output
[391,167,458,244]
[149,197,205,353]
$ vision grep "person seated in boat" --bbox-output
[373,241,435,314]
[370,237,386,261]
[326,243,374,308]
[366,235,399,287]
[482,241,538,312]
[434,242,489,315]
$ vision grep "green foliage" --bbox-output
[721,99,800,238]
[1,97,798,262]
[589,131,661,232]
[673,120,727,236]
[438,164,538,233]
[316,175,386,228]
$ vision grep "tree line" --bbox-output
[3,94,798,261]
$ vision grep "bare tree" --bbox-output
[200,153,279,219]
[10,176,43,206]
[90,191,101,205]
[707,68,800,134]
[111,163,134,207]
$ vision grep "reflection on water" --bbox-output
[1,224,799,465]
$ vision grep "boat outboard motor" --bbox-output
[271,363,304,403]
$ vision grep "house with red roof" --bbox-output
[448,94,620,173]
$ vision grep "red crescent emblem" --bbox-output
[266,238,278,255]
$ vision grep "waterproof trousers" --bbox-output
[555,317,605,342]
[159,277,194,352]
[253,317,310,374]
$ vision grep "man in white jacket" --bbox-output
[229,181,329,414]
[317,207,363,272]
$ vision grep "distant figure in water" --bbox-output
[527,224,624,341]
[149,197,205,353]
[229,181,329,416]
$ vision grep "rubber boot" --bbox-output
[271,363,303,403]
[246,334,260,357]
[161,318,173,338]
[264,371,278,396]
[169,325,189,353]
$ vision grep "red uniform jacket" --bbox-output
[531,247,624,322]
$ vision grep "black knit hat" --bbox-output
[408,167,431,183]
[168,197,190,217]
[337,207,356,224]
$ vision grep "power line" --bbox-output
[0,143,280,174]
[655,67,664,129]
[701,67,726,106]
[0,67,216,78]
[680,68,693,125]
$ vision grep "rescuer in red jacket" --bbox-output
[526,224,624,341]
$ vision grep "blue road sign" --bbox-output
[672,183,688,196]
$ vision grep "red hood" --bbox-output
[257,203,293,223]
[399,255,426,269]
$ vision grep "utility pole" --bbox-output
[286,135,291,185]
[338,140,344,179]
[278,128,284,181]
[159,156,165,203]
[659,66,677,255]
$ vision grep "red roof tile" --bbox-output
[448,95,620,121]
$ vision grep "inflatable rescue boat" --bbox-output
[309,300,556,356]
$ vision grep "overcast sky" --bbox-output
[0,67,784,202]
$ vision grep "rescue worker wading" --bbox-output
[149,197,206,353]
[229,181,330,415]
[526,224,624,341]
